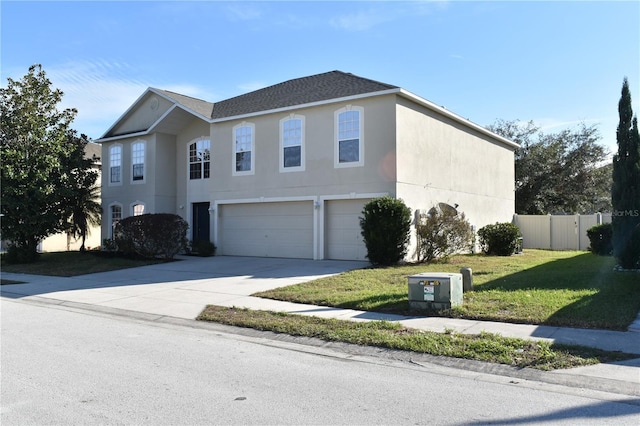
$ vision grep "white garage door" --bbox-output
[219,201,314,259]
[325,199,369,261]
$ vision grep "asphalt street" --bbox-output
[2,298,640,425]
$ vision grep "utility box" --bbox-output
[408,273,463,310]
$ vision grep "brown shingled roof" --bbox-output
[157,90,215,118]
[210,70,398,119]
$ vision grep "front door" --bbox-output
[192,202,210,243]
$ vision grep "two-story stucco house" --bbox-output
[97,71,517,261]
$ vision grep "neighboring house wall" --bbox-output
[39,230,102,253]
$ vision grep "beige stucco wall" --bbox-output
[395,96,515,257]
[206,95,397,202]
[40,228,102,252]
[110,94,173,136]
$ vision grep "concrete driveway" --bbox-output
[0,256,369,319]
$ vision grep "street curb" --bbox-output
[6,294,640,401]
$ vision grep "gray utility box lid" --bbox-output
[408,272,463,310]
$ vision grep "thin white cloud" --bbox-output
[41,60,217,139]
[330,8,394,31]
[535,117,602,133]
[238,81,267,93]
[225,3,262,21]
[329,2,442,32]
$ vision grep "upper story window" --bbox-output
[280,115,305,172]
[109,145,122,184]
[131,141,145,182]
[189,138,211,180]
[335,106,364,168]
[233,122,254,176]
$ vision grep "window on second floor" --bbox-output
[233,123,254,175]
[335,106,364,168]
[189,138,211,180]
[109,145,122,184]
[280,115,304,172]
[132,141,145,182]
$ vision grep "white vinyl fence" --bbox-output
[512,213,612,251]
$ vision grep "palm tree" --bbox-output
[68,183,102,252]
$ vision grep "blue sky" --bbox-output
[2,1,639,155]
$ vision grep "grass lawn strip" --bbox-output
[1,251,165,277]
[254,250,640,330]
[197,305,636,371]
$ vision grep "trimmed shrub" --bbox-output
[115,213,189,260]
[586,223,613,256]
[416,206,473,262]
[360,196,412,266]
[477,222,522,256]
[190,239,217,257]
[3,244,39,264]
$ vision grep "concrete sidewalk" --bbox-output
[2,255,639,386]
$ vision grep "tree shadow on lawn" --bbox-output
[340,253,640,330]
[468,252,640,330]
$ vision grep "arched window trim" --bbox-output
[108,202,123,238]
[131,140,146,184]
[188,136,211,180]
[130,201,146,216]
[279,113,305,173]
[232,122,255,176]
[334,105,364,168]
[109,144,123,186]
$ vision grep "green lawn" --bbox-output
[197,306,637,370]
[1,251,164,278]
[254,250,640,330]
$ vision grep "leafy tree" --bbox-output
[487,120,610,215]
[1,64,80,261]
[612,78,640,268]
[61,131,101,252]
[360,197,411,266]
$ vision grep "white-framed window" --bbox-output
[189,138,211,180]
[131,141,145,183]
[280,114,305,172]
[131,202,145,216]
[335,105,364,168]
[233,122,254,176]
[109,144,122,185]
[109,203,122,237]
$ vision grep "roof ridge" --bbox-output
[209,70,398,119]
[155,88,212,104]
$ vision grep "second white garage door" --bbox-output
[218,201,314,259]
[325,199,369,261]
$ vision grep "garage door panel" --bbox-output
[219,202,313,259]
[325,199,369,261]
